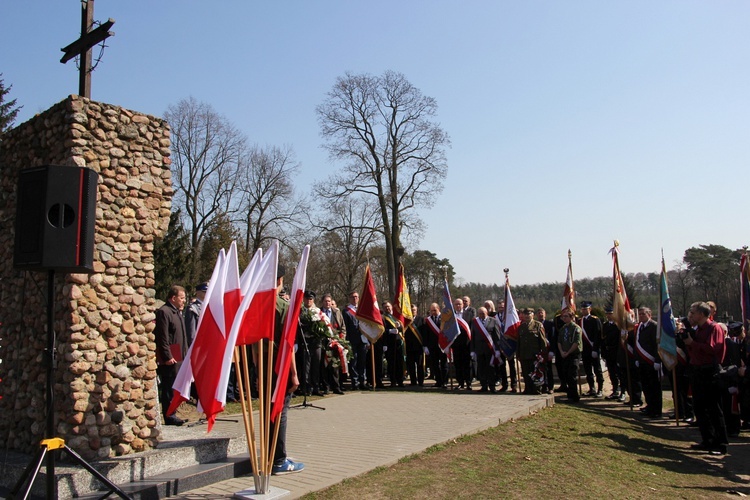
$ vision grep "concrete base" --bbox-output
[234,485,290,499]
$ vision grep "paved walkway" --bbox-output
[169,387,554,499]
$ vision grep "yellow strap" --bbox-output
[41,437,65,450]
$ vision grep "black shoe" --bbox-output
[555,386,568,393]
[165,416,185,426]
[333,389,344,395]
[708,444,727,455]
[690,442,711,451]
[311,391,324,397]
[499,386,508,392]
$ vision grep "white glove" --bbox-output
[654,362,661,372]
[635,360,639,368]
[494,350,501,358]
[389,328,398,334]
[547,352,555,361]
[383,346,388,352]
[293,343,298,353]
[470,352,477,361]
[423,347,430,355]
[729,386,739,395]
[591,351,599,359]
[361,335,368,344]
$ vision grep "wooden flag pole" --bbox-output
[264,338,275,483]
[255,342,267,480]
[672,369,680,426]
[235,346,260,487]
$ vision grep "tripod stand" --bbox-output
[291,330,324,411]
[10,271,131,499]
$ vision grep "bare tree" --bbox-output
[237,144,309,254]
[316,70,450,297]
[165,97,245,280]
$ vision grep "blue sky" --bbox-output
[3,1,748,286]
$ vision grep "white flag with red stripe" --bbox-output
[271,245,310,422]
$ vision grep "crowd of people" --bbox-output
[156,281,748,461]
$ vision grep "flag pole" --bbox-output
[614,240,635,410]
[235,347,260,488]
[505,268,521,393]
[568,250,582,397]
[660,251,678,427]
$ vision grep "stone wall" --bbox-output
[0,95,172,459]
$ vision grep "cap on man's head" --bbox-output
[581,301,593,308]
[196,282,208,292]
[523,307,535,314]
[604,306,614,313]
[303,290,316,299]
[277,264,286,279]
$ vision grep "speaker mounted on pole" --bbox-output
[13,164,98,273]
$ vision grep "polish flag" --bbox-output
[167,248,226,418]
[500,277,521,357]
[236,243,278,345]
[271,245,310,422]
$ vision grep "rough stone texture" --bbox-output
[0,95,171,460]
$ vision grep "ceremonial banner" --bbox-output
[439,279,460,351]
[393,263,414,328]
[657,258,678,371]
[562,252,576,313]
[500,278,521,356]
[271,245,310,422]
[610,241,634,334]
[356,265,385,343]
[742,252,750,331]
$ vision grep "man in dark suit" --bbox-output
[636,306,663,418]
[470,307,501,392]
[537,308,556,394]
[579,301,604,397]
[320,293,346,395]
[422,302,447,387]
[453,298,475,390]
[343,290,371,390]
[405,304,426,386]
[155,285,188,426]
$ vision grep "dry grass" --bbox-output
[303,400,750,499]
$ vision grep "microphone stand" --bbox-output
[292,323,325,411]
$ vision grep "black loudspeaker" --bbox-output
[13,165,98,273]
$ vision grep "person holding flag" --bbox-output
[382,301,406,387]
[405,304,426,386]
[356,265,386,389]
[470,307,502,393]
[557,308,582,403]
[635,307,663,419]
[422,302,448,388]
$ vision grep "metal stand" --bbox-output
[291,331,325,411]
[9,271,132,500]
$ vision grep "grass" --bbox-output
[301,401,749,499]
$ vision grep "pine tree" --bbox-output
[153,211,192,300]
[0,74,22,139]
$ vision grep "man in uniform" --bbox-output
[602,306,624,400]
[537,308,556,394]
[517,308,548,394]
[557,308,582,403]
[155,285,188,426]
[579,301,604,397]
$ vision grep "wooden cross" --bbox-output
[60,0,115,99]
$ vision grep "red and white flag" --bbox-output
[610,241,634,334]
[271,245,310,422]
[562,252,576,313]
[356,265,385,343]
[167,248,226,419]
[236,243,278,346]
[168,242,241,431]
[499,278,521,357]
